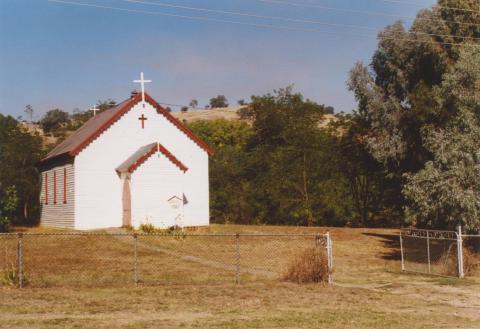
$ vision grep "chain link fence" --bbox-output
[400,228,480,278]
[400,228,460,277]
[0,232,333,288]
[462,234,480,277]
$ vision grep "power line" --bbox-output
[253,0,480,27]
[47,0,479,47]
[46,0,378,36]
[371,0,432,5]
[119,0,480,40]
[374,0,480,14]
[121,0,386,31]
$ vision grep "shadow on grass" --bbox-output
[362,232,401,261]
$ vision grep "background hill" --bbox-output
[20,106,341,150]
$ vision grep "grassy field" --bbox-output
[1,225,479,328]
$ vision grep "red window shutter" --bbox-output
[45,172,48,204]
[64,168,67,204]
[53,171,57,204]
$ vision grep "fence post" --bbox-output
[17,233,23,289]
[426,231,431,274]
[457,225,464,278]
[326,232,333,285]
[133,233,138,287]
[235,233,240,285]
[399,231,405,271]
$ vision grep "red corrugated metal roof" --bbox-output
[40,92,214,163]
[116,142,188,174]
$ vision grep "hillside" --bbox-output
[24,107,342,151]
[171,106,244,122]
[171,106,340,127]
[19,122,58,148]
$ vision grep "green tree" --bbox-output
[403,46,480,232]
[0,186,18,232]
[24,105,34,122]
[348,0,480,228]
[70,108,91,130]
[39,109,70,135]
[349,1,479,170]
[96,99,117,112]
[193,88,393,227]
[189,119,253,223]
[338,115,400,227]
[209,95,229,108]
[0,114,44,226]
[69,99,117,131]
[242,87,349,226]
[189,99,198,109]
[324,106,334,114]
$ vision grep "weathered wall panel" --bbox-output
[39,164,75,228]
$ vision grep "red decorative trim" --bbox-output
[63,167,67,204]
[69,96,137,157]
[127,143,188,174]
[53,171,57,204]
[68,92,214,158]
[45,172,48,205]
[145,93,215,155]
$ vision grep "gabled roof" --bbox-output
[40,92,214,164]
[116,142,188,174]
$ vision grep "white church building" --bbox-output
[38,75,212,230]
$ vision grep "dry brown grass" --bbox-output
[1,225,479,328]
[283,247,329,283]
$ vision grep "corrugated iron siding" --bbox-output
[39,164,75,228]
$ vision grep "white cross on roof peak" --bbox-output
[90,105,99,116]
[133,72,152,106]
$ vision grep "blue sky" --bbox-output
[0,0,436,119]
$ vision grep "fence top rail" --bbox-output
[401,228,458,240]
[401,227,457,233]
[461,234,480,237]
[0,232,329,238]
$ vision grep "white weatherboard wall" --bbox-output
[40,164,75,228]
[130,154,184,228]
[74,101,209,230]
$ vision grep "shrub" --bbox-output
[0,216,11,233]
[167,225,186,241]
[138,224,186,240]
[168,225,182,232]
[0,270,19,287]
[0,263,28,287]
[139,223,156,234]
[463,248,479,276]
[283,247,329,283]
[0,186,17,232]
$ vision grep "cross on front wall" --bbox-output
[138,114,148,129]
